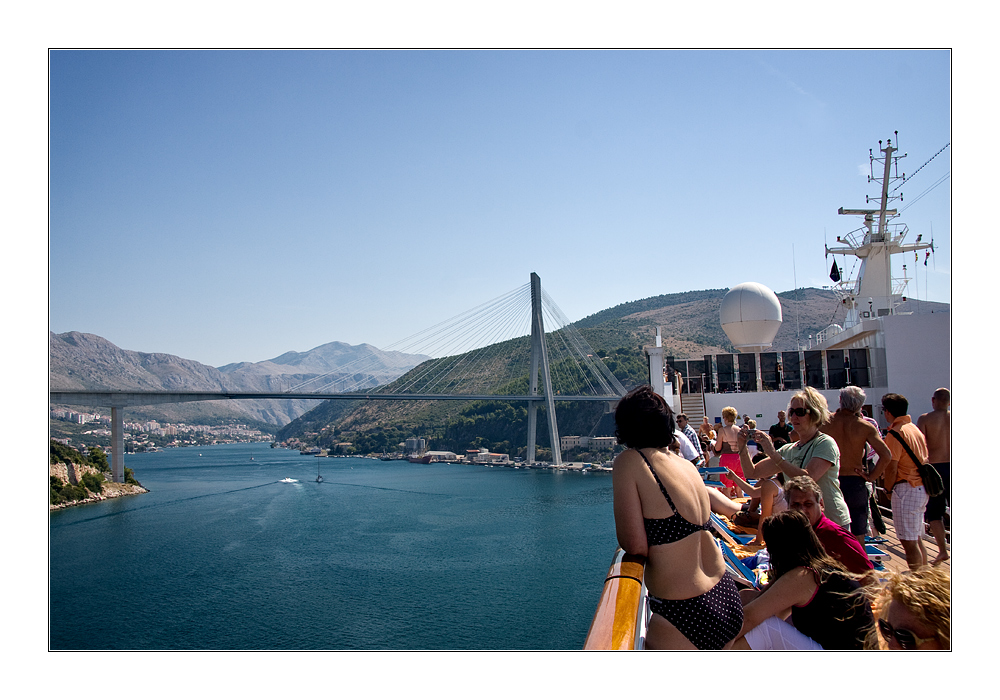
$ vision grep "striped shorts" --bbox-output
[891,482,929,540]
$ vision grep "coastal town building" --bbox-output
[404,437,427,454]
[465,448,510,464]
[560,435,616,451]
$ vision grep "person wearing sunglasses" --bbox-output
[865,567,950,650]
[737,387,852,531]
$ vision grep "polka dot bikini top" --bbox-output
[637,449,711,546]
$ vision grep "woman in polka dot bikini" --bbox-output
[613,385,744,649]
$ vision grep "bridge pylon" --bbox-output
[526,272,562,465]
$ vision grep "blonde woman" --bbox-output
[714,406,744,497]
[865,567,950,650]
[740,387,851,529]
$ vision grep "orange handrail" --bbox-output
[583,548,647,650]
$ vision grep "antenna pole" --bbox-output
[792,244,801,350]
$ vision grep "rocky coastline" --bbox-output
[49,461,148,511]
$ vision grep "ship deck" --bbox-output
[872,517,950,576]
[723,504,950,578]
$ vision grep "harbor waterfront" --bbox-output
[49,442,618,650]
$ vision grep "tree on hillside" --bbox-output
[88,447,109,472]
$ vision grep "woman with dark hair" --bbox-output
[733,509,875,649]
[612,385,743,649]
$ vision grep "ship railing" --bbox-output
[583,548,648,650]
[887,222,909,243]
[891,276,911,297]
[838,229,869,249]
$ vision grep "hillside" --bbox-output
[49,441,148,509]
[575,287,948,357]
[49,332,428,427]
[277,287,949,456]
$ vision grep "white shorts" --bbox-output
[744,616,823,650]
[891,482,929,540]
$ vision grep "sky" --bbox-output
[47,49,953,368]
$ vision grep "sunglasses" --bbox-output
[788,407,810,417]
[877,618,936,650]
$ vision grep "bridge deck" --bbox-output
[50,390,624,407]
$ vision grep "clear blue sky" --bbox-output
[49,50,952,367]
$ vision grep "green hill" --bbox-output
[278,286,950,457]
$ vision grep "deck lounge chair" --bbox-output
[864,543,890,563]
[699,465,728,489]
[715,538,760,589]
[709,512,757,546]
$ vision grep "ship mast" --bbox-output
[826,134,933,329]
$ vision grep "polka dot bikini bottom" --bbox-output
[647,572,744,649]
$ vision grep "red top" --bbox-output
[814,514,873,574]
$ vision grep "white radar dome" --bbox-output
[720,282,783,352]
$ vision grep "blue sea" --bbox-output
[49,443,619,650]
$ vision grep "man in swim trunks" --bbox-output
[821,386,891,546]
[918,388,950,566]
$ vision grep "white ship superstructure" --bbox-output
[649,136,949,428]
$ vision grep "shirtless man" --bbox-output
[821,386,891,546]
[918,388,951,565]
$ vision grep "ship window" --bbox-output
[703,355,715,393]
[805,351,825,389]
[849,349,870,387]
[826,350,847,389]
[781,352,801,390]
[672,360,687,392]
[760,353,779,391]
[717,354,736,393]
[738,353,758,392]
[663,356,676,385]
[687,360,705,394]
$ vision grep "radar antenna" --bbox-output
[825,135,933,329]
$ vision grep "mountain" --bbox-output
[276,287,950,454]
[49,332,429,426]
[573,287,948,358]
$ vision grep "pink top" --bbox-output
[813,514,873,575]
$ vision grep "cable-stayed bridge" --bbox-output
[51,273,628,480]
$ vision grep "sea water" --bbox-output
[49,443,619,649]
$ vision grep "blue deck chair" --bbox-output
[865,543,890,563]
[699,465,728,490]
[716,538,760,589]
[709,512,756,546]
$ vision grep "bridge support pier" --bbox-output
[527,273,562,466]
[111,406,125,483]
